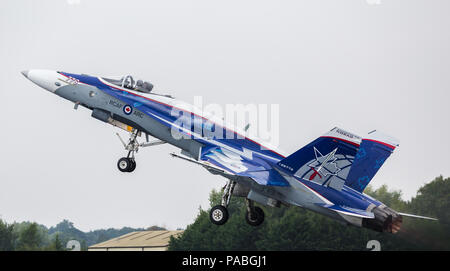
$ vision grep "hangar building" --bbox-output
[88,230,184,251]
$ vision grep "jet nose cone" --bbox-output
[21,70,29,78]
[22,69,61,93]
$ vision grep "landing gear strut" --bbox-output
[116,128,165,173]
[117,129,140,173]
[209,180,235,225]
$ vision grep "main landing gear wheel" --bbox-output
[117,157,136,172]
[209,180,236,226]
[245,206,264,226]
[210,205,229,225]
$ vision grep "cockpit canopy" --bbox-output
[104,75,154,94]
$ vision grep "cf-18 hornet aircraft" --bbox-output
[22,70,436,233]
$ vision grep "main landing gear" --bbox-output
[116,128,165,173]
[209,180,265,227]
[209,180,235,225]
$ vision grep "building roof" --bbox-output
[88,230,184,249]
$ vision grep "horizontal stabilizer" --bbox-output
[315,203,374,219]
[398,212,438,221]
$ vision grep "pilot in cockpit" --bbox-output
[121,75,135,90]
[119,75,154,94]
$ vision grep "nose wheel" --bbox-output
[117,157,136,172]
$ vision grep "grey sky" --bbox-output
[1,0,449,231]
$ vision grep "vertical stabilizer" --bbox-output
[345,130,399,192]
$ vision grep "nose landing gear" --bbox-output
[116,128,165,173]
[116,129,140,173]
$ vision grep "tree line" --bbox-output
[0,219,165,251]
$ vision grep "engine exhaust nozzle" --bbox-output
[362,206,403,233]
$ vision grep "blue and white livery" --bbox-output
[22,69,436,233]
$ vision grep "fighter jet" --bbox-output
[22,70,436,233]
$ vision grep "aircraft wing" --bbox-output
[169,151,245,185]
[199,146,289,186]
